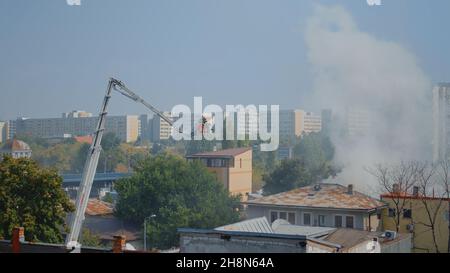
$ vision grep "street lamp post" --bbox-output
[143,214,156,251]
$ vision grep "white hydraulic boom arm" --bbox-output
[65,78,172,251]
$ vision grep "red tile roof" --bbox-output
[84,199,114,216]
[245,184,386,211]
[186,147,251,158]
[74,135,93,145]
[0,139,31,151]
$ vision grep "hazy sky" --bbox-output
[1,0,449,120]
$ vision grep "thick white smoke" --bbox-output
[305,5,432,194]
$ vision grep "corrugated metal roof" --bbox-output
[215,217,274,234]
[323,228,379,249]
[245,183,386,211]
[272,219,336,238]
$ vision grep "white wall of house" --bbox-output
[246,205,370,230]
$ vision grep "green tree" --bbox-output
[80,228,103,248]
[262,159,312,195]
[293,132,338,182]
[185,140,215,156]
[0,156,74,243]
[114,153,241,249]
[102,132,121,151]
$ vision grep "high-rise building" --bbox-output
[151,112,173,141]
[7,119,18,140]
[272,109,322,141]
[321,109,332,136]
[138,114,151,141]
[62,110,93,118]
[346,107,370,138]
[297,110,322,136]
[433,83,450,162]
[0,121,6,143]
[11,114,140,143]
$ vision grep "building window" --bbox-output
[403,209,412,219]
[288,212,296,225]
[270,211,277,223]
[345,216,354,228]
[270,211,296,225]
[303,213,311,226]
[388,208,396,217]
[318,215,326,227]
[334,215,343,228]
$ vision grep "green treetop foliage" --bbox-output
[114,153,241,249]
[80,228,103,248]
[293,132,338,182]
[262,159,312,195]
[262,132,339,195]
[0,156,74,243]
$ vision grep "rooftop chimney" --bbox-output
[313,184,321,191]
[113,235,126,253]
[12,227,25,253]
[413,186,419,197]
[392,184,400,194]
[347,184,354,195]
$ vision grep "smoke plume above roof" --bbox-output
[305,5,432,194]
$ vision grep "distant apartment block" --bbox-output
[62,110,93,118]
[321,109,332,136]
[186,148,253,200]
[346,107,370,138]
[298,110,322,135]
[0,121,6,143]
[151,112,173,141]
[433,83,450,162]
[279,110,321,140]
[10,113,140,143]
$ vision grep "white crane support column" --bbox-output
[65,78,173,251]
[65,79,114,251]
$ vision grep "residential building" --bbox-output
[307,228,412,253]
[380,189,450,253]
[346,107,370,138]
[178,228,307,253]
[278,109,322,141]
[0,121,6,143]
[277,146,293,160]
[433,83,450,162]
[321,109,332,136]
[62,110,93,118]
[179,216,411,253]
[82,199,141,249]
[10,114,140,143]
[186,148,252,200]
[151,112,173,141]
[0,139,32,159]
[278,110,301,141]
[297,110,322,135]
[244,183,386,231]
[7,119,17,139]
[138,114,151,141]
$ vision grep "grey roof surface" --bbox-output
[215,217,274,234]
[272,219,336,238]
